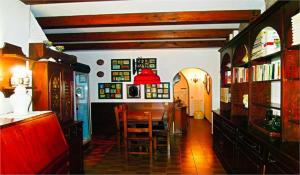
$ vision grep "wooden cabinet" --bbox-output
[30,43,84,173]
[173,106,187,134]
[219,1,300,141]
[213,111,299,174]
[62,121,84,174]
[32,61,74,123]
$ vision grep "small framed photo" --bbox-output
[127,84,141,98]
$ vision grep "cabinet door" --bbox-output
[236,146,263,174]
[61,68,74,122]
[49,69,63,121]
[236,133,265,174]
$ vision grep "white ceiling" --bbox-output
[28,0,266,45]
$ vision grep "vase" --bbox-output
[9,86,32,115]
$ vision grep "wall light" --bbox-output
[10,61,31,87]
[191,74,199,83]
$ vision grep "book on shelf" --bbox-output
[251,28,281,60]
[224,71,232,84]
[233,67,248,83]
[221,88,231,103]
[252,61,281,81]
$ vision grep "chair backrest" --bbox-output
[122,110,152,139]
[167,103,175,130]
[114,104,122,131]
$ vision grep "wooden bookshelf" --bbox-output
[219,1,300,141]
[220,50,232,112]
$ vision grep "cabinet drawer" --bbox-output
[266,151,299,174]
[237,132,264,160]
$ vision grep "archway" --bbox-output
[173,67,212,121]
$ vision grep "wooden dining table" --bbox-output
[120,110,165,123]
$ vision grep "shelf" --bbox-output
[251,51,281,62]
[222,84,231,87]
[232,82,249,85]
[2,86,32,90]
[221,101,231,104]
[232,103,248,109]
[252,102,281,110]
[233,62,250,68]
[252,122,281,138]
[252,79,281,83]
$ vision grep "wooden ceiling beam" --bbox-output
[47,29,235,42]
[37,10,260,29]
[60,40,225,50]
[21,0,119,4]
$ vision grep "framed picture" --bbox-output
[127,84,141,98]
[98,83,123,99]
[111,71,131,82]
[75,86,85,99]
[111,59,131,70]
[134,58,157,74]
[144,82,170,99]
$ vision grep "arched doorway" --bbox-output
[173,68,212,121]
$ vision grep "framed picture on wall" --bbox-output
[127,84,141,98]
[134,58,157,74]
[144,82,170,99]
[98,83,123,99]
[111,59,131,70]
[111,71,131,82]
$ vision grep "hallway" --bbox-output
[84,118,226,174]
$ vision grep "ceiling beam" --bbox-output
[60,40,225,50]
[48,29,235,42]
[21,0,119,4]
[37,10,260,29]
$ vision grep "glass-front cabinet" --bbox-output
[74,72,91,143]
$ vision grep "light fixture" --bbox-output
[133,68,161,84]
[10,61,31,87]
[191,74,199,83]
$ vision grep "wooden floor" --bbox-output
[84,118,226,174]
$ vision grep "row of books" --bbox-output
[251,28,281,60]
[252,61,281,81]
[233,67,249,83]
[224,71,231,84]
[292,12,300,46]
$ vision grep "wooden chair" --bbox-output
[114,104,123,148]
[114,104,122,131]
[123,110,153,156]
[153,103,174,157]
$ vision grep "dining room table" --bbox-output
[122,110,165,122]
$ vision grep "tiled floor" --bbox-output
[84,118,226,174]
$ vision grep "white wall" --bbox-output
[0,0,47,55]
[67,48,220,110]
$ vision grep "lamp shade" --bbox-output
[134,68,161,84]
